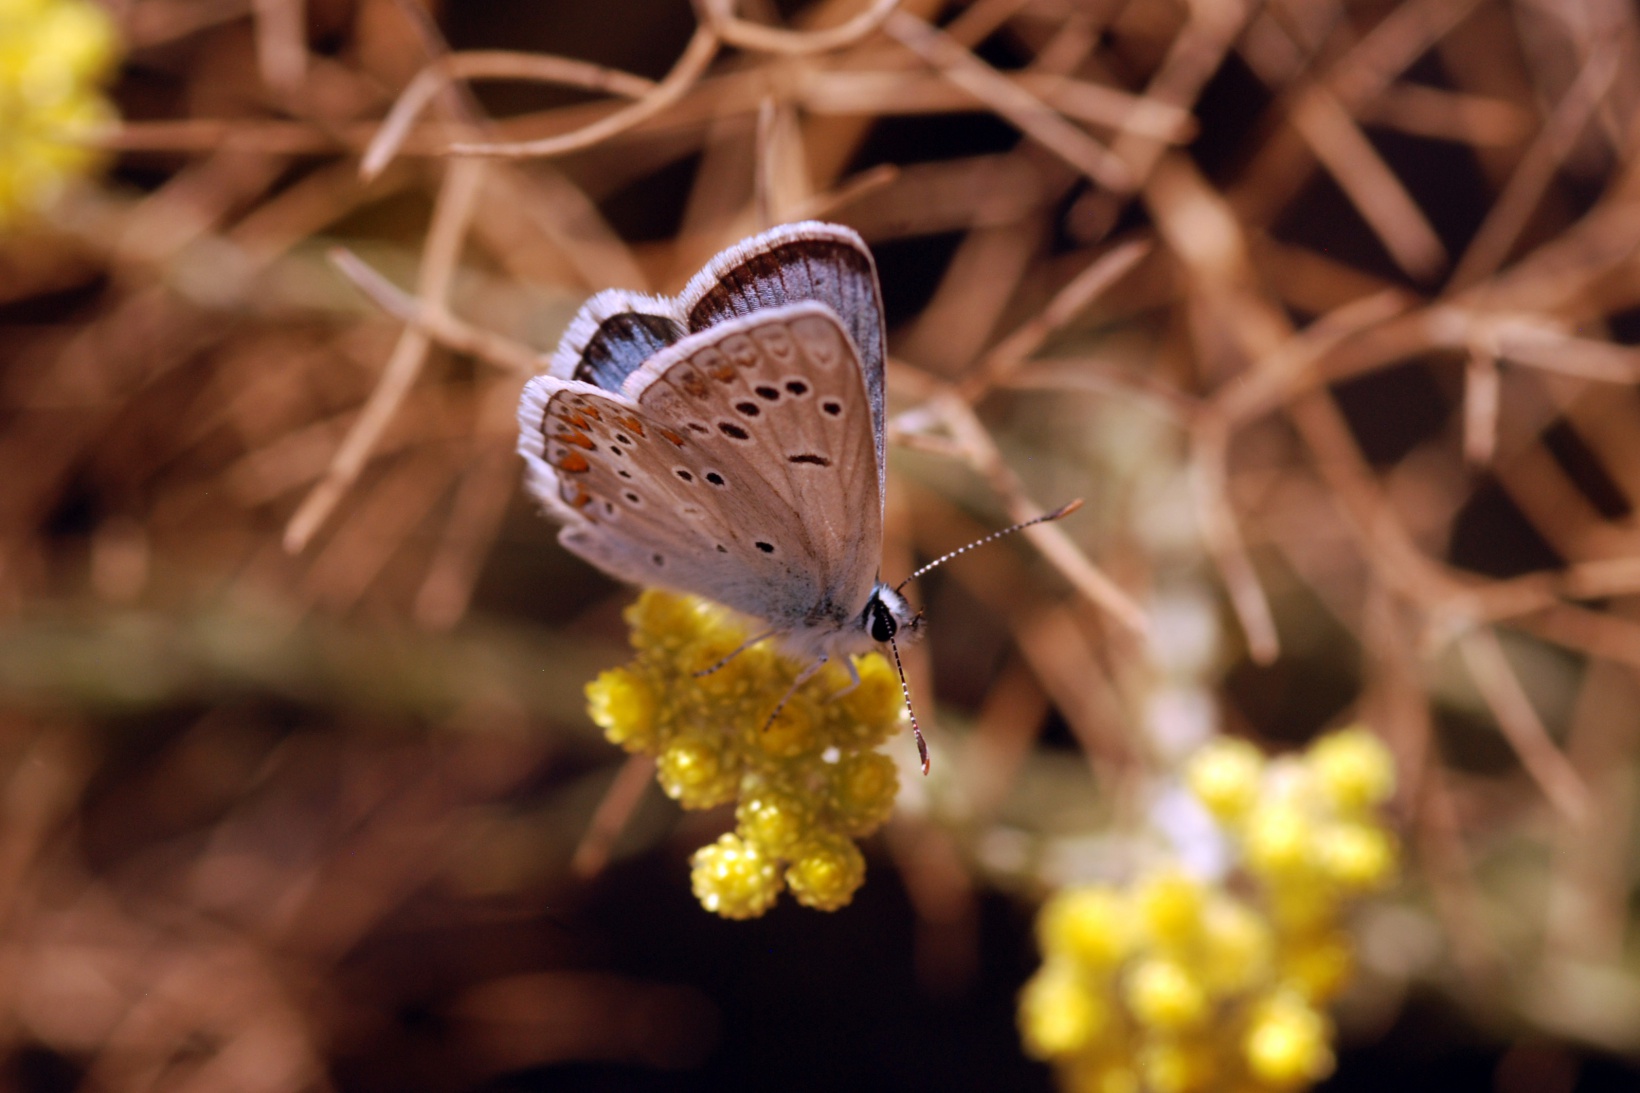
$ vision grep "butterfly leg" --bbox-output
[761,656,829,731]
[830,656,863,698]
[692,628,776,678]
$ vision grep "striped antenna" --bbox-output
[895,499,1083,593]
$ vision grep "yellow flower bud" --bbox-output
[1243,992,1334,1089]
[1308,727,1395,813]
[785,831,866,911]
[687,633,762,698]
[691,833,783,919]
[1200,895,1273,996]
[1138,1038,1215,1093]
[835,654,902,743]
[1019,963,1107,1058]
[736,787,810,857]
[656,736,738,809]
[586,667,656,751]
[1186,737,1265,822]
[757,698,817,759]
[1067,1059,1141,1093]
[0,0,122,229]
[1038,886,1133,971]
[1243,802,1312,878]
[623,588,699,651]
[1124,958,1209,1031]
[25,0,117,96]
[1315,821,1397,891]
[828,750,899,836]
[1265,877,1338,934]
[1280,931,1355,1004]
[1136,869,1205,949]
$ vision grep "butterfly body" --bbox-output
[516,222,915,663]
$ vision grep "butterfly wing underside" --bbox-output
[518,302,882,631]
[546,222,887,518]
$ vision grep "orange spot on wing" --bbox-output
[710,364,736,382]
[581,405,603,421]
[658,427,685,447]
[560,430,596,450]
[556,451,590,473]
[616,415,646,437]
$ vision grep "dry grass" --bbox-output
[3,0,1640,1088]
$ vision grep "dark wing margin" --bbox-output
[676,222,888,514]
[547,288,685,392]
[539,222,889,515]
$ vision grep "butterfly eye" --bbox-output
[868,597,897,643]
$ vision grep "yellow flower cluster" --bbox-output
[0,0,120,230]
[1020,727,1398,1093]
[587,590,905,919]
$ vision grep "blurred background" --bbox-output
[2,0,1640,1089]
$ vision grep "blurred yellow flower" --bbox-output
[1185,737,1265,823]
[1307,727,1396,814]
[1020,963,1107,1058]
[1039,886,1134,973]
[1019,727,1398,1093]
[1243,992,1334,1089]
[1199,896,1273,997]
[0,0,121,229]
[1135,869,1206,949]
[1124,957,1209,1031]
[1138,1037,1215,1093]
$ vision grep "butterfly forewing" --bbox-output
[679,224,887,514]
[519,302,882,631]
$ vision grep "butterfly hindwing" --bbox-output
[546,288,684,390]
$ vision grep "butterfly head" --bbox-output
[862,582,922,647]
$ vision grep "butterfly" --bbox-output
[517,222,1076,772]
